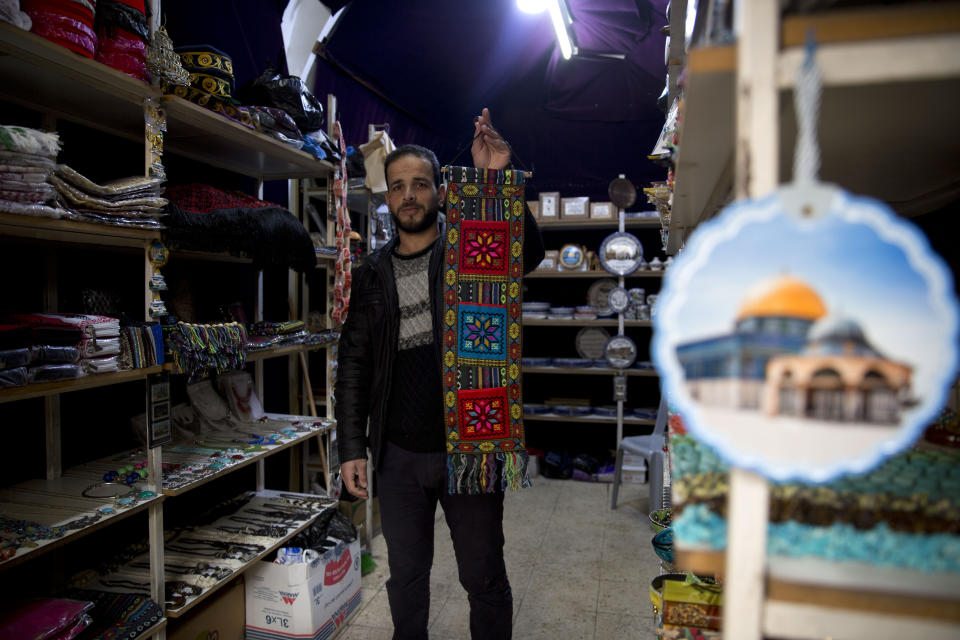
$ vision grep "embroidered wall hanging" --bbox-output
[442,166,530,494]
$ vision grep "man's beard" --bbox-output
[391,202,439,234]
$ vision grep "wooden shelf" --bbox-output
[0,213,160,248]
[674,545,960,623]
[0,476,164,570]
[0,366,163,405]
[536,216,661,230]
[163,490,337,618]
[246,343,333,362]
[0,22,156,145]
[667,4,960,253]
[523,318,652,327]
[524,412,656,425]
[0,23,335,182]
[160,96,335,181]
[524,365,658,377]
[159,423,333,497]
[134,619,166,640]
[525,270,665,279]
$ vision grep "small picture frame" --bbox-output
[590,201,614,219]
[561,196,589,219]
[538,249,559,271]
[146,372,172,448]
[527,200,540,219]
[539,192,560,219]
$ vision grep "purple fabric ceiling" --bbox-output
[316,0,669,201]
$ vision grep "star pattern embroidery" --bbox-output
[463,314,502,352]
[463,397,505,437]
[466,230,504,268]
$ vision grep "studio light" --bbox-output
[516,0,548,14]
[547,0,575,59]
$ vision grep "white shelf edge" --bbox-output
[777,33,960,89]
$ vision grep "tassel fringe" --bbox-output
[447,451,532,495]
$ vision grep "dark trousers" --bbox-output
[378,442,512,640]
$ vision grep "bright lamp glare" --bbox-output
[547,0,573,59]
[517,0,548,14]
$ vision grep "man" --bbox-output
[335,108,544,640]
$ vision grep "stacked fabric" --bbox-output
[164,183,315,272]
[4,313,122,382]
[22,0,97,58]
[93,0,150,82]
[249,105,303,148]
[245,321,338,352]
[0,124,62,220]
[0,0,32,29]
[118,321,164,369]
[50,165,166,229]
[167,45,254,129]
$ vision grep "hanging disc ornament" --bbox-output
[652,186,959,483]
[604,334,637,370]
[598,232,643,276]
[607,286,630,314]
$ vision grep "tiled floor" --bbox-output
[338,476,661,639]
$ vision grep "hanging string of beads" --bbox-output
[163,321,247,376]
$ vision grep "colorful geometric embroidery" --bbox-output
[442,166,530,494]
[458,303,507,361]
[458,387,509,440]
[460,220,509,276]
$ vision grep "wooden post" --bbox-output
[724,0,779,638]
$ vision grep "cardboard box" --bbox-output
[527,200,540,218]
[169,575,245,640]
[339,497,381,539]
[621,469,648,484]
[245,539,361,640]
[623,453,649,469]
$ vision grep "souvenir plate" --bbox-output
[587,278,618,315]
[653,185,959,483]
[576,327,611,360]
[608,286,630,314]
[599,232,644,276]
[559,244,585,269]
[604,334,638,370]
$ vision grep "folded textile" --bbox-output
[164,203,315,272]
[0,347,31,370]
[1,185,56,202]
[0,150,57,168]
[9,313,120,339]
[93,0,149,42]
[0,365,27,387]
[66,590,162,640]
[78,337,120,358]
[25,7,97,58]
[0,598,94,640]
[81,355,119,374]
[0,198,63,218]
[49,174,166,210]
[0,323,31,349]
[55,166,163,198]
[248,320,306,336]
[31,344,81,364]
[165,183,280,212]
[28,363,84,382]
[0,0,32,29]
[0,125,60,157]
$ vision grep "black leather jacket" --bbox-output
[335,207,544,468]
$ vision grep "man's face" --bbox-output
[386,154,444,235]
